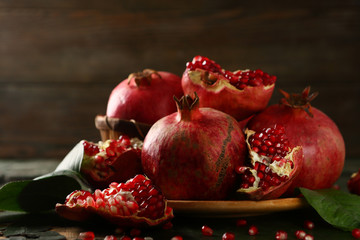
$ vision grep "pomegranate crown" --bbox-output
[173,92,199,111]
[128,69,161,86]
[279,86,319,117]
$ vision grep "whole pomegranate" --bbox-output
[141,93,247,200]
[56,174,173,228]
[236,124,303,200]
[106,69,183,125]
[181,56,276,121]
[246,87,345,194]
[79,135,143,189]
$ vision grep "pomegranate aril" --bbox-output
[352,228,360,239]
[275,230,288,240]
[236,218,247,226]
[295,230,307,239]
[171,236,183,240]
[222,232,235,240]
[304,234,314,240]
[104,236,117,240]
[248,225,258,236]
[78,231,95,240]
[304,220,314,230]
[201,225,214,236]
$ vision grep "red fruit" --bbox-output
[236,124,303,200]
[304,220,314,230]
[181,56,276,121]
[295,230,307,239]
[248,225,259,236]
[106,69,183,125]
[104,236,117,240]
[80,136,143,189]
[55,174,174,228]
[222,232,235,240]
[348,169,360,195]
[236,219,247,227]
[78,231,95,240]
[304,234,314,240]
[352,228,360,239]
[201,225,214,236]
[275,230,288,240]
[171,236,183,240]
[246,87,345,194]
[141,93,247,200]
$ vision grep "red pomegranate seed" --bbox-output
[201,225,214,236]
[78,231,95,240]
[222,232,235,240]
[275,230,288,240]
[304,234,314,240]
[295,230,307,239]
[236,218,247,226]
[304,220,314,230]
[132,238,145,240]
[353,228,360,239]
[248,225,258,236]
[104,236,117,240]
[171,236,183,240]
[121,236,131,240]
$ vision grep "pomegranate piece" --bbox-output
[80,135,143,189]
[247,87,345,194]
[182,56,276,121]
[106,69,183,125]
[222,232,235,240]
[236,124,303,200]
[275,230,288,240]
[201,225,214,236]
[141,93,247,200]
[352,228,360,239]
[348,169,360,195]
[248,225,259,236]
[304,220,314,230]
[55,174,174,228]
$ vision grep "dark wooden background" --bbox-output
[0,0,359,160]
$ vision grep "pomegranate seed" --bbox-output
[104,236,117,240]
[171,236,183,240]
[132,238,144,240]
[295,230,307,239]
[236,218,247,226]
[201,225,214,236]
[222,232,235,240]
[121,236,131,240]
[304,220,314,230]
[275,230,288,240]
[352,228,360,239]
[248,225,258,236]
[78,231,95,240]
[130,228,141,237]
[304,234,314,240]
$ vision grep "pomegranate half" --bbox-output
[141,93,247,200]
[181,56,276,121]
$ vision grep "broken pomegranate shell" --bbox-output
[80,135,143,189]
[56,174,174,228]
[181,56,276,121]
[236,124,303,200]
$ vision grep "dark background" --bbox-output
[0,0,359,160]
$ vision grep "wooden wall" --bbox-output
[0,0,359,159]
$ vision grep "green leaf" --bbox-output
[300,187,360,231]
[54,141,84,173]
[0,171,85,213]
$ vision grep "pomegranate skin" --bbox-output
[141,95,247,200]
[106,70,183,125]
[247,104,345,193]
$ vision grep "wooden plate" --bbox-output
[167,198,308,217]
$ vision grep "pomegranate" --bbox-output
[181,56,276,121]
[80,135,143,189]
[56,174,173,228]
[141,93,247,200]
[246,87,346,194]
[347,168,360,195]
[236,124,303,200]
[106,69,183,125]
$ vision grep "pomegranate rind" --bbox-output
[236,129,303,200]
[55,202,173,228]
[181,69,275,121]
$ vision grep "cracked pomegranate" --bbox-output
[141,93,247,200]
[247,87,345,194]
[56,174,173,228]
[107,69,183,125]
[236,124,303,200]
[181,56,276,121]
[80,135,143,189]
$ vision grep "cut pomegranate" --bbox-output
[236,124,303,200]
[80,136,143,189]
[56,175,174,228]
[352,228,360,239]
[295,230,307,239]
[201,225,214,236]
[248,225,259,236]
[181,56,276,121]
[275,230,288,240]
